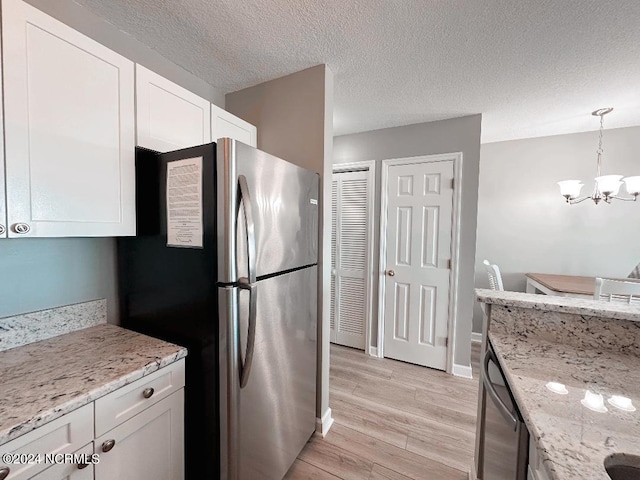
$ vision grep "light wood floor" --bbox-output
[285,343,481,479]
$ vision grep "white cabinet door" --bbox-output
[136,65,211,152]
[211,104,257,147]
[0,42,6,239]
[2,0,135,237]
[94,390,184,480]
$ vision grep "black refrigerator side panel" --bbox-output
[117,145,219,480]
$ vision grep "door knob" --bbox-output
[387,270,395,277]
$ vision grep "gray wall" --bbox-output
[24,0,225,107]
[226,65,334,422]
[0,0,226,324]
[474,125,640,332]
[0,238,118,324]
[333,114,482,368]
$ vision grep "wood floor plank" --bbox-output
[368,464,413,480]
[351,376,477,433]
[330,374,358,394]
[331,392,409,449]
[299,432,374,480]
[285,459,343,479]
[405,426,475,472]
[323,424,468,480]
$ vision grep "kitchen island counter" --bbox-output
[0,324,187,446]
[477,290,640,480]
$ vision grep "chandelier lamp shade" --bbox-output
[558,108,640,205]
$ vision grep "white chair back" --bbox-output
[594,278,640,304]
[483,260,504,291]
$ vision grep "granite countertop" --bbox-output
[476,289,640,322]
[0,324,187,446]
[489,331,640,479]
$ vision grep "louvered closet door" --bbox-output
[330,170,369,350]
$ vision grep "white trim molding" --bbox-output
[377,152,464,373]
[471,332,482,343]
[332,160,376,354]
[368,346,381,358]
[315,407,334,437]
[452,363,473,379]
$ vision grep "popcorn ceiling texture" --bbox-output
[72,0,640,142]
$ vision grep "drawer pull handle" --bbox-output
[142,387,155,399]
[77,462,90,470]
[102,439,116,453]
[0,467,10,480]
[0,225,5,235]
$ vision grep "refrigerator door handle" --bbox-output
[237,174,257,284]
[237,174,258,388]
[238,282,257,388]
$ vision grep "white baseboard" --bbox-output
[471,332,482,343]
[368,346,379,357]
[452,363,473,379]
[315,408,334,437]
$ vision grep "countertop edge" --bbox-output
[0,347,187,446]
[476,289,640,321]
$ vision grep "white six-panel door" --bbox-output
[383,160,454,369]
[330,170,370,350]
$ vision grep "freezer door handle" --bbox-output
[237,174,257,284]
[481,348,518,431]
[238,281,257,388]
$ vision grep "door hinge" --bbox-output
[447,259,452,269]
[445,337,449,348]
[451,178,455,190]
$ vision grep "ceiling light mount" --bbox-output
[558,107,640,205]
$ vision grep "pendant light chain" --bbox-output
[596,113,604,177]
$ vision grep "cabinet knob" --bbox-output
[0,225,5,235]
[12,223,30,234]
[0,467,10,480]
[102,439,116,453]
[142,387,155,399]
[77,462,90,470]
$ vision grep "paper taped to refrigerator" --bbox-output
[166,156,203,248]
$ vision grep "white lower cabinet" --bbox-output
[29,444,94,480]
[94,391,184,480]
[0,361,185,480]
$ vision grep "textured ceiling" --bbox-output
[73,0,640,143]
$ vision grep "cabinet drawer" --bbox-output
[29,443,94,480]
[94,360,185,437]
[0,403,93,480]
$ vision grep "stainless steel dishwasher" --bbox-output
[480,338,529,480]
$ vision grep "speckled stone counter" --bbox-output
[478,290,640,480]
[0,324,187,446]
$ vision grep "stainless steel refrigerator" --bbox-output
[118,138,319,480]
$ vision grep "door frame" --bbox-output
[332,160,376,355]
[378,153,463,374]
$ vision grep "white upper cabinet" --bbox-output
[136,65,211,152]
[211,103,257,147]
[2,0,135,237]
[0,45,6,239]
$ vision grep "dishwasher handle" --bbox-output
[482,347,518,432]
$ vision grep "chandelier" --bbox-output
[557,108,640,204]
